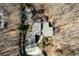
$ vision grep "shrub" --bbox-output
[17,24,29,32]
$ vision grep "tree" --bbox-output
[17,24,29,56]
[19,3,30,56]
[19,3,33,56]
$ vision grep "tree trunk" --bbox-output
[19,32,27,56]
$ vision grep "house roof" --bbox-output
[32,21,53,37]
[32,22,41,35]
[42,22,53,37]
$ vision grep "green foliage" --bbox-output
[17,24,29,32]
[39,37,53,49]
[20,3,33,9]
[25,3,33,8]
[39,37,48,48]
[21,12,27,20]
[20,3,33,20]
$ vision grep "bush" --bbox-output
[20,3,33,9]
[39,37,52,48]
[17,24,29,32]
